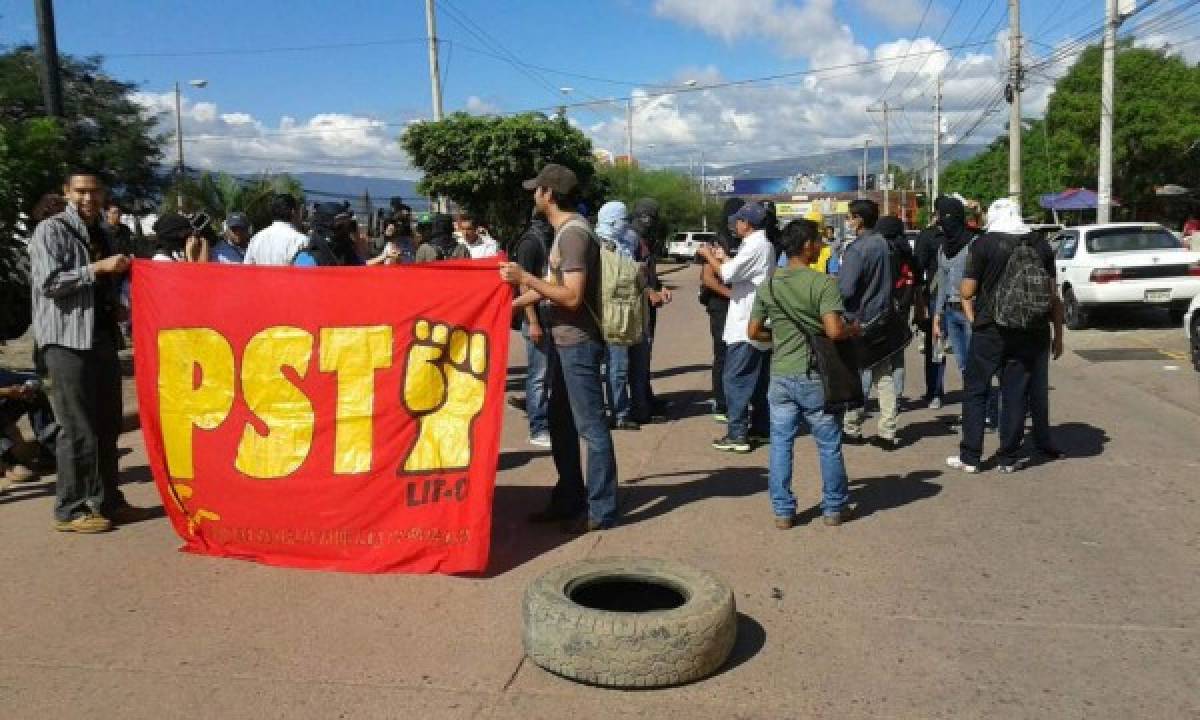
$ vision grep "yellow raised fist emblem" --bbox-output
[401,319,489,473]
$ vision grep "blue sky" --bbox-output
[5,0,1181,179]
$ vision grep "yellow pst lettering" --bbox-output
[157,329,235,479]
[236,326,314,479]
[319,326,393,474]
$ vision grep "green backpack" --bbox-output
[559,218,646,347]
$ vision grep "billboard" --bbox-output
[707,173,861,195]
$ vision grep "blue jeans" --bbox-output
[0,369,58,458]
[522,321,552,436]
[628,334,653,422]
[767,375,850,517]
[944,307,998,425]
[605,344,631,424]
[922,325,945,400]
[723,342,770,439]
[547,340,619,526]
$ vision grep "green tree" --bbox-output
[941,42,1200,218]
[401,113,597,245]
[164,171,305,232]
[0,46,166,237]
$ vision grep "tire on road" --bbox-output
[522,557,737,688]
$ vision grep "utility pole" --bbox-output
[34,0,64,117]
[424,0,444,211]
[933,72,942,202]
[424,0,444,122]
[626,99,634,166]
[1098,0,1121,223]
[700,151,708,232]
[1008,0,1023,204]
[867,102,900,213]
[860,139,870,198]
[174,82,185,207]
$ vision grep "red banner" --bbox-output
[131,259,511,573]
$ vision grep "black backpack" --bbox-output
[994,234,1053,330]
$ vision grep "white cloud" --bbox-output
[131,92,417,179]
[465,95,501,115]
[853,0,941,29]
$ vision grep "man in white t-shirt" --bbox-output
[697,201,776,453]
[243,194,309,266]
[456,213,499,259]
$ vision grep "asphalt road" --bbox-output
[1,264,1197,719]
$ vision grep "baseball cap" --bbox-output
[225,212,250,230]
[804,209,824,226]
[522,163,578,195]
[730,202,767,228]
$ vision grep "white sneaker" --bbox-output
[946,456,979,474]
[529,433,552,448]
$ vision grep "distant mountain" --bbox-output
[689,143,989,178]
[290,172,429,210]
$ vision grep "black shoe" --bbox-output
[527,507,584,525]
[614,419,640,431]
[843,432,865,445]
[712,435,751,453]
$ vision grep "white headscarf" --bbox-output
[985,197,1030,234]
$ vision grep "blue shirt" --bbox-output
[837,232,894,323]
[210,240,246,264]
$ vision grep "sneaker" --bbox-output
[507,396,526,411]
[4,463,37,484]
[946,456,980,474]
[712,413,728,424]
[614,419,640,431]
[748,433,770,446]
[843,431,865,445]
[997,458,1029,474]
[774,515,794,530]
[528,433,552,448]
[54,512,112,534]
[711,435,752,453]
[928,397,943,410]
[562,516,610,534]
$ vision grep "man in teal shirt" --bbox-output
[748,219,859,529]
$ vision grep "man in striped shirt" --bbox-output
[30,170,145,533]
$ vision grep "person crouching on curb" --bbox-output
[747,219,860,529]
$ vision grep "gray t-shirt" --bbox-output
[545,215,602,347]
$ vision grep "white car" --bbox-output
[1051,223,1200,329]
[665,231,716,262]
[1185,294,1200,371]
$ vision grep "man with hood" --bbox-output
[415,213,466,262]
[596,201,640,430]
[931,196,997,428]
[913,198,952,407]
[512,207,555,447]
[627,198,672,424]
[947,198,1064,475]
[700,198,745,422]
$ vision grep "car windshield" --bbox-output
[672,233,687,243]
[1086,227,1178,253]
[694,233,715,243]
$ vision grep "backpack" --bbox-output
[559,218,646,346]
[993,234,1053,330]
[886,236,916,314]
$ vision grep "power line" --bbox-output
[878,0,936,102]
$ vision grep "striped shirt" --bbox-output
[30,205,119,351]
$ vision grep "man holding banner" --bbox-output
[499,164,619,533]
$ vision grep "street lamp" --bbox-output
[175,79,207,207]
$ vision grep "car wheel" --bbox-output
[523,557,737,688]
[1191,315,1200,372]
[1064,287,1089,330]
